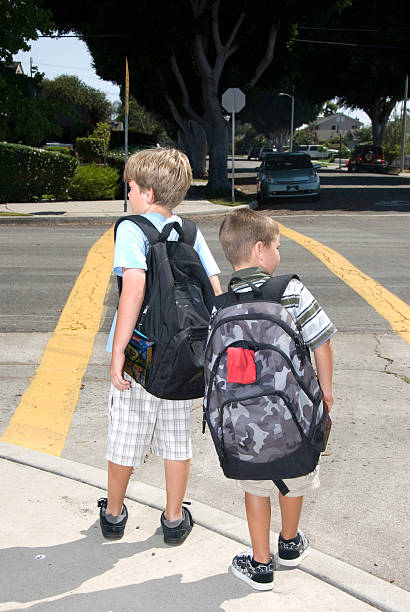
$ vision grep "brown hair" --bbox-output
[219,209,279,267]
[124,148,192,210]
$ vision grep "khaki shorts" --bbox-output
[238,466,320,498]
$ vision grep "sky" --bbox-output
[13,34,121,106]
[13,34,372,126]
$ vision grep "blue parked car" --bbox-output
[256,152,320,205]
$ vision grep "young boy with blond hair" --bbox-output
[216,208,336,590]
[99,148,221,545]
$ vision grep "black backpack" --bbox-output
[114,215,215,400]
[203,274,326,495]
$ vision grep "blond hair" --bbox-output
[124,148,192,210]
[219,209,279,267]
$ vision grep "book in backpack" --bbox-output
[114,215,215,400]
[203,274,327,494]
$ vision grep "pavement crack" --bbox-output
[373,332,409,384]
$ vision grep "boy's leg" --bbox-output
[278,493,303,540]
[106,461,133,515]
[164,458,191,521]
[245,492,271,563]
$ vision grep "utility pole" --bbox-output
[400,74,408,173]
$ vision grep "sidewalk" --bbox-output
[0,196,244,225]
[2,442,409,611]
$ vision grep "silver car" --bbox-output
[256,152,320,204]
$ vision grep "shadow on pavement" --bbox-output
[2,521,252,611]
[7,573,253,611]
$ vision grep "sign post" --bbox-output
[222,88,245,203]
[124,58,130,212]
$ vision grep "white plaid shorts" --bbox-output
[106,372,192,466]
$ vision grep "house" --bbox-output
[312,112,363,142]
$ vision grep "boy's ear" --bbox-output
[253,241,265,261]
[144,187,154,203]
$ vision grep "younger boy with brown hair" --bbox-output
[217,208,336,590]
[99,148,221,545]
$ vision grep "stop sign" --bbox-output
[222,88,246,113]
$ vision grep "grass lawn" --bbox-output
[188,185,251,206]
[0,211,31,216]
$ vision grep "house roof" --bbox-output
[314,112,363,127]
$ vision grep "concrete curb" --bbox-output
[1,442,409,612]
[0,206,250,226]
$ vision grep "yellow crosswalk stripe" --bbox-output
[1,227,114,455]
[277,222,410,345]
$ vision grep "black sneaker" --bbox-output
[160,506,193,545]
[231,549,273,591]
[97,498,128,540]
[278,530,309,566]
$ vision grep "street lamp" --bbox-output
[279,86,295,152]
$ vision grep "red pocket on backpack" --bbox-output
[227,347,256,384]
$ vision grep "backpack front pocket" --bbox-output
[221,392,303,464]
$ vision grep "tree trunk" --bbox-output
[367,97,397,146]
[177,119,207,178]
[204,114,230,191]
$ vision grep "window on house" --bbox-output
[331,125,336,130]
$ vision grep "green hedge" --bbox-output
[68,164,120,200]
[0,142,78,202]
[75,137,107,163]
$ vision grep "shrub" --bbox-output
[93,122,111,150]
[0,142,78,202]
[75,137,107,163]
[68,164,120,200]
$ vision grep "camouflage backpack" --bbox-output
[203,274,326,495]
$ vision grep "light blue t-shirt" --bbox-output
[106,213,220,352]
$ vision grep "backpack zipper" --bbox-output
[205,340,314,408]
[205,313,306,363]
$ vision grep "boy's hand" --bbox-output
[322,392,334,413]
[111,352,131,391]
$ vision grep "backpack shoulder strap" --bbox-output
[114,215,160,245]
[181,218,198,246]
[261,274,299,303]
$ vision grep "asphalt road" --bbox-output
[230,160,410,213]
[0,176,409,589]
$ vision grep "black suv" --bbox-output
[347,145,387,173]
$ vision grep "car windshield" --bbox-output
[265,155,312,170]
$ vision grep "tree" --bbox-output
[240,88,322,151]
[0,68,61,145]
[45,0,347,189]
[296,0,410,145]
[40,75,112,140]
[114,96,171,141]
[0,0,57,145]
[383,113,408,164]
[322,101,340,116]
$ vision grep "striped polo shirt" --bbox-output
[229,267,337,350]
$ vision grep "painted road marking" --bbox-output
[277,222,410,345]
[1,227,113,455]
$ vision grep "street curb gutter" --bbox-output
[0,210,237,226]
[1,442,409,611]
